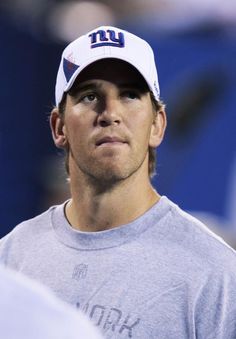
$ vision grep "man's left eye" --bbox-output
[122,91,139,100]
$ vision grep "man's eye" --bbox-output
[122,91,139,100]
[81,93,97,103]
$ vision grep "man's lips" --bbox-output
[95,136,127,146]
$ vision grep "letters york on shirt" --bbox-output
[77,301,140,338]
[89,29,125,48]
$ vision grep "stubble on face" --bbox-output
[69,141,150,189]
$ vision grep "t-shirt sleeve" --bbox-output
[194,271,236,338]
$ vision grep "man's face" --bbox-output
[59,59,163,183]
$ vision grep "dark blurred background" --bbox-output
[0,0,235,245]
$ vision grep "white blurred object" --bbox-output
[48,1,116,43]
[134,0,236,18]
[127,0,236,30]
[0,0,235,39]
[0,265,103,339]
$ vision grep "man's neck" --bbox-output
[65,171,160,232]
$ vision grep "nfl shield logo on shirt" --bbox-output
[72,263,88,281]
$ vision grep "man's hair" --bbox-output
[57,91,165,178]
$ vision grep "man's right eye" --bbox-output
[81,93,97,103]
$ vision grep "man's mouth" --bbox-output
[96,136,127,146]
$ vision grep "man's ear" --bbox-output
[50,107,68,149]
[149,110,167,148]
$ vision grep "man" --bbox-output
[1,25,236,338]
[0,265,102,339]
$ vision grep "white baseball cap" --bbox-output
[55,26,160,106]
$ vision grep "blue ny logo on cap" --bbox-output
[89,29,125,48]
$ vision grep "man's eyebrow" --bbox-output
[68,81,149,95]
[69,82,100,95]
[118,83,149,91]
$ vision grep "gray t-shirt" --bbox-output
[1,196,236,338]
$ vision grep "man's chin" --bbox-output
[91,171,127,183]
[87,167,132,186]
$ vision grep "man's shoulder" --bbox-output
[163,197,236,269]
[156,197,236,276]
[0,203,65,263]
[3,204,57,238]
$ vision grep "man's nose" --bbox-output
[97,98,122,127]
